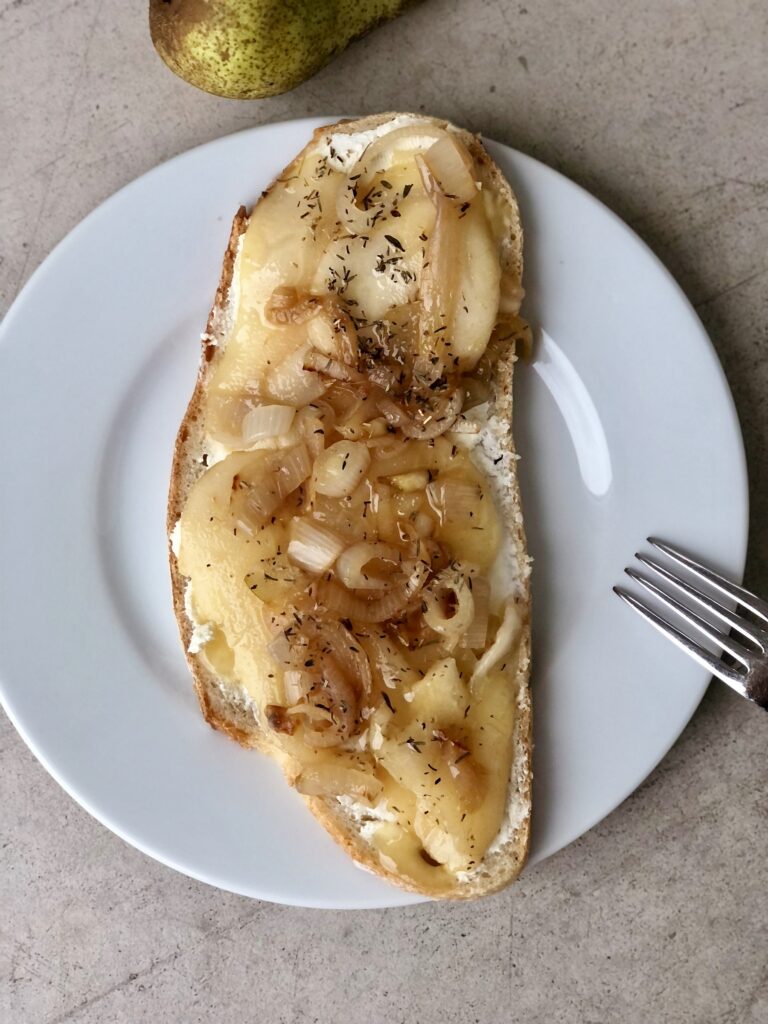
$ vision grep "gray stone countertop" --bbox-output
[1,1,766,1021]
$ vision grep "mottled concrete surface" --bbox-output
[1,1,767,1021]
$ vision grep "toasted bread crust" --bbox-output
[167,115,531,898]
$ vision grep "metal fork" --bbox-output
[614,539,768,710]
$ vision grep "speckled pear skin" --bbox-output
[149,0,417,99]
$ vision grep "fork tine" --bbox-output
[613,587,748,694]
[648,538,768,623]
[635,555,767,649]
[625,569,756,665]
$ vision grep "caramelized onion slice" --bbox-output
[336,541,403,591]
[296,651,360,749]
[232,443,311,525]
[379,388,463,440]
[267,343,328,405]
[459,577,490,650]
[313,440,371,498]
[371,436,451,479]
[390,470,429,493]
[311,298,359,365]
[267,630,299,669]
[280,655,361,747]
[265,293,362,405]
[294,406,328,458]
[422,566,476,648]
[265,287,322,324]
[283,670,307,704]
[319,620,373,697]
[242,404,296,443]
[295,764,383,800]
[377,397,408,430]
[403,389,463,439]
[315,560,430,624]
[267,287,359,365]
[362,633,422,691]
[287,517,346,574]
[353,124,449,180]
[470,600,523,685]
[270,618,373,745]
[208,396,300,450]
[303,350,363,383]
[274,444,312,499]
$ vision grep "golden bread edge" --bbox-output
[166,113,532,899]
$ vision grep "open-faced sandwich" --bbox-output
[168,113,532,898]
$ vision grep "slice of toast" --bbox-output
[168,114,531,898]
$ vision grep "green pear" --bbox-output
[149,0,417,100]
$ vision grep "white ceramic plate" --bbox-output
[0,118,748,908]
